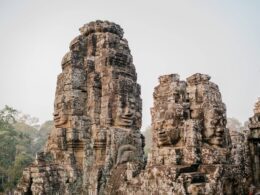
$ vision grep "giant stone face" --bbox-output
[53,94,70,128]
[203,107,227,147]
[156,103,182,147]
[113,78,141,129]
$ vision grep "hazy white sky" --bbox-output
[0,0,259,129]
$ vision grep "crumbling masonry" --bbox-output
[118,73,251,194]
[248,98,260,193]
[15,21,257,195]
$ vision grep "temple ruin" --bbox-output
[15,20,145,195]
[15,20,258,195]
[249,98,260,193]
[117,73,251,194]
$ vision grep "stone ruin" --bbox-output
[248,98,260,193]
[15,21,258,195]
[118,73,251,194]
[15,20,145,195]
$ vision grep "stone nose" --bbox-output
[124,107,133,116]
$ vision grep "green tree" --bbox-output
[32,120,53,154]
[0,106,18,191]
[0,105,53,192]
[7,153,33,188]
[0,106,34,192]
[0,105,17,124]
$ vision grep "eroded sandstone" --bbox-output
[15,21,256,195]
[248,98,260,193]
[15,20,144,195]
[117,73,250,195]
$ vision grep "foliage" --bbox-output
[0,105,17,124]
[31,120,53,154]
[0,105,53,192]
[13,122,38,137]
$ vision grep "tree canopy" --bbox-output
[0,105,53,193]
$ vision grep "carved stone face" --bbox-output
[114,96,140,128]
[203,108,226,147]
[156,104,181,147]
[156,121,171,146]
[53,95,69,128]
[156,120,180,147]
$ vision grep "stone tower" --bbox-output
[248,98,260,193]
[15,20,145,195]
[118,73,249,194]
[15,21,253,195]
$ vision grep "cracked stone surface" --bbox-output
[15,20,145,195]
[117,73,251,195]
[248,98,260,194]
[15,21,255,195]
